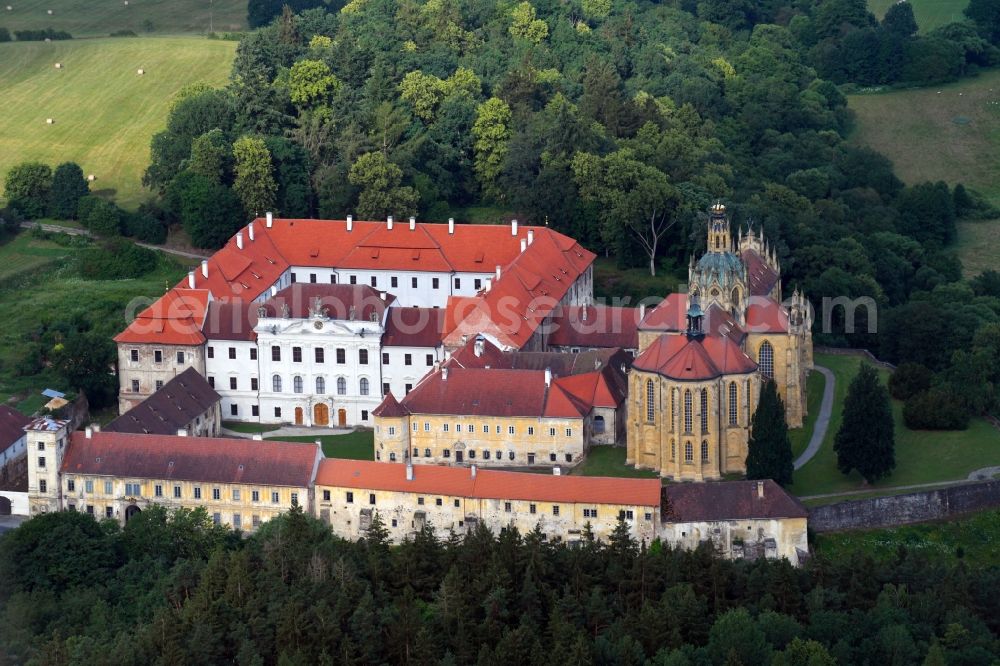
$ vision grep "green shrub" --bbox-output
[0,27,11,42]
[4,162,52,219]
[84,199,122,237]
[888,363,932,400]
[123,211,167,244]
[78,238,157,280]
[76,195,102,222]
[903,388,969,430]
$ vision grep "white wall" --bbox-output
[206,339,260,421]
[0,434,26,466]
[381,346,440,398]
[0,491,28,516]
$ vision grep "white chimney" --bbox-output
[347,215,353,231]
[265,211,273,228]
[93,424,100,433]
[406,464,414,481]
[442,367,448,380]
[757,481,765,499]
[495,265,501,280]
[201,260,209,278]
[85,426,93,439]
[470,464,477,478]
[581,306,588,322]
[553,466,561,476]
[448,217,455,234]
[236,232,243,250]
[248,222,255,241]
[527,229,534,245]
[387,215,393,230]
[444,350,452,361]
[187,271,195,289]
[544,368,552,387]
[409,216,416,230]
[379,291,387,301]
[474,337,484,357]
[520,238,527,253]
[511,219,518,236]
[315,439,322,448]
[270,285,278,297]
[176,428,188,437]
[485,278,492,293]
[252,434,263,441]
[639,303,646,320]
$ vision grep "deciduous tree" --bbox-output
[232,135,278,216]
[48,162,89,220]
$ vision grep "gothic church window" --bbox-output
[700,389,709,433]
[759,341,774,379]
[729,382,738,425]
[684,442,693,462]
[646,380,655,422]
[701,440,709,462]
[684,390,692,433]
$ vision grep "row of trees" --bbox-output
[2,504,997,664]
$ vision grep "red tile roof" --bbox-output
[639,294,686,331]
[372,392,408,418]
[61,432,319,487]
[662,480,807,522]
[260,284,394,321]
[315,459,661,507]
[633,333,756,381]
[0,405,31,448]
[742,250,779,297]
[547,305,641,349]
[203,300,257,341]
[382,307,445,348]
[401,368,556,418]
[745,299,789,333]
[114,289,210,346]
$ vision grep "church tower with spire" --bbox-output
[688,204,747,324]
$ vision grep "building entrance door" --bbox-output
[125,505,141,522]
[338,409,347,426]
[294,407,304,425]
[455,450,464,463]
[314,403,329,426]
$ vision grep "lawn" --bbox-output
[848,69,1000,275]
[0,0,245,36]
[867,0,967,32]
[267,431,375,461]
[789,369,825,460]
[813,509,1000,567]
[222,421,281,434]
[0,230,188,410]
[0,37,236,210]
[573,445,660,479]
[789,352,1000,497]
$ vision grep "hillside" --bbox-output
[0,37,236,210]
[867,0,967,32]
[848,70,1000,274]
[0,0,245,36]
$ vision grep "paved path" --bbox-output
[221,425,355,439]
[21,221,208,260]
[793,365,835,471]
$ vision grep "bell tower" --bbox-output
[707,203,731,253]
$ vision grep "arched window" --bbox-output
[759,341,774,379]
[684,442,693,463]
[684,390,692,433]
[424,448,431,457]
[337,377,347,395]
[316,377,325,394]
[701,440,709,462]
[670,388,676,431]
[293,376,303,394]
[700,388,709,433]
[670,439,676,461]
[729,382,738,425]
[360,378,370,395]
[389,452,396,461]
[272,375,282,393]
[646,380,655,422]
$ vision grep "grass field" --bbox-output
[867,0,967,32]
[789,369,825,460]
[0,231,188,411]
[814,509,1000,567]
[0,0,245,36]
[0,37,236,210]
[267,431,376,461]
[573,446,660,478]
[222,421,281,434]
[789,352,1000,497]
[848,69,1000,275]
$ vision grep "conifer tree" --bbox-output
[834,363,896,483]
[746,380,795,486]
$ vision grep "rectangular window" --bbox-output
[496,425,501,434]
[252,490,260,502]
[229,377,237,390]
[474,279,482,290]
[565,428,572,437]
[172,485,181,498]
[411,277,418,288]
[155,484,163,497]
[106,506,113,518]
[131,379,140,393]
[646,380,655,422]
[125,482,141,496]
[130,349,139,362]
[417,497,425,505]
[388,426,396,436]
[330,274,337,284]
[405,383,412,394]
[291,492,298,506]
[212,488,221,500]
[370,276,377,287]
[37,456,45,468]
[404,353,412,366]
[361,410,369,421]
[436,498,443,506]
[382,352,389,365]
[272,346,281,362]
[105,481,112,494]
[424,422,430,431]
[432,278,439,289]
[207,346,214,359]
[504,502,511,513]
[391,277,398,288]
[527,426,534,436]
[426,354,433,366]
[549,427,556,437]
[443,424,449,432]
[483,424,489,433]
[253,515,261,528]
[550,453,557,462]
[213,512,221,525]
[233,514,242,529]
[322,489,330,501]
[454,278,461,289]
[336,348,346,364]
[291,272,297,283]
[68,480,75,492]
[251,377,258,391]
[310,273,317,284]
[443,449,450,458]
[347,491,354,503]
[347,274,356,285]
[231,405,239,420]
[176,351,185,364]
[250,347,257,360]
[194,487,202,499]
[229,347,237,360]
[39,480,47,493]
[369,493,376,505]
[155,380,164,391]
[382,382,390,396]
[85,479,94,493]
[553,505,559,516]
[274,407,282,418]
[292,347,302,363]
[508,426,515,435]
[86,505,94,515]
[252,405,259,416]
[208,377,215,388]
[359,349,368,364]
[529,503,536,515]
[454,499,460,508]
[271,492,279,504]
[154,350,162,363]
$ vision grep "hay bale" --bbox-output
[46,118,54,124]
[54,62,62,69]
[87,174,96,182]
[5,6,12,11]
[44,37,50,42]
[137,68,144,75]
[46,8,52,14]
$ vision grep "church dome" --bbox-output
[695,251,744,286]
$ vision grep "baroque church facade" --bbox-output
[627,204,813,481]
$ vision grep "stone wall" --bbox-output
[809,480,1000,532]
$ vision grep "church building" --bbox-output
[627,204,812,480]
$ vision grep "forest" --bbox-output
[1,506,998,665]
